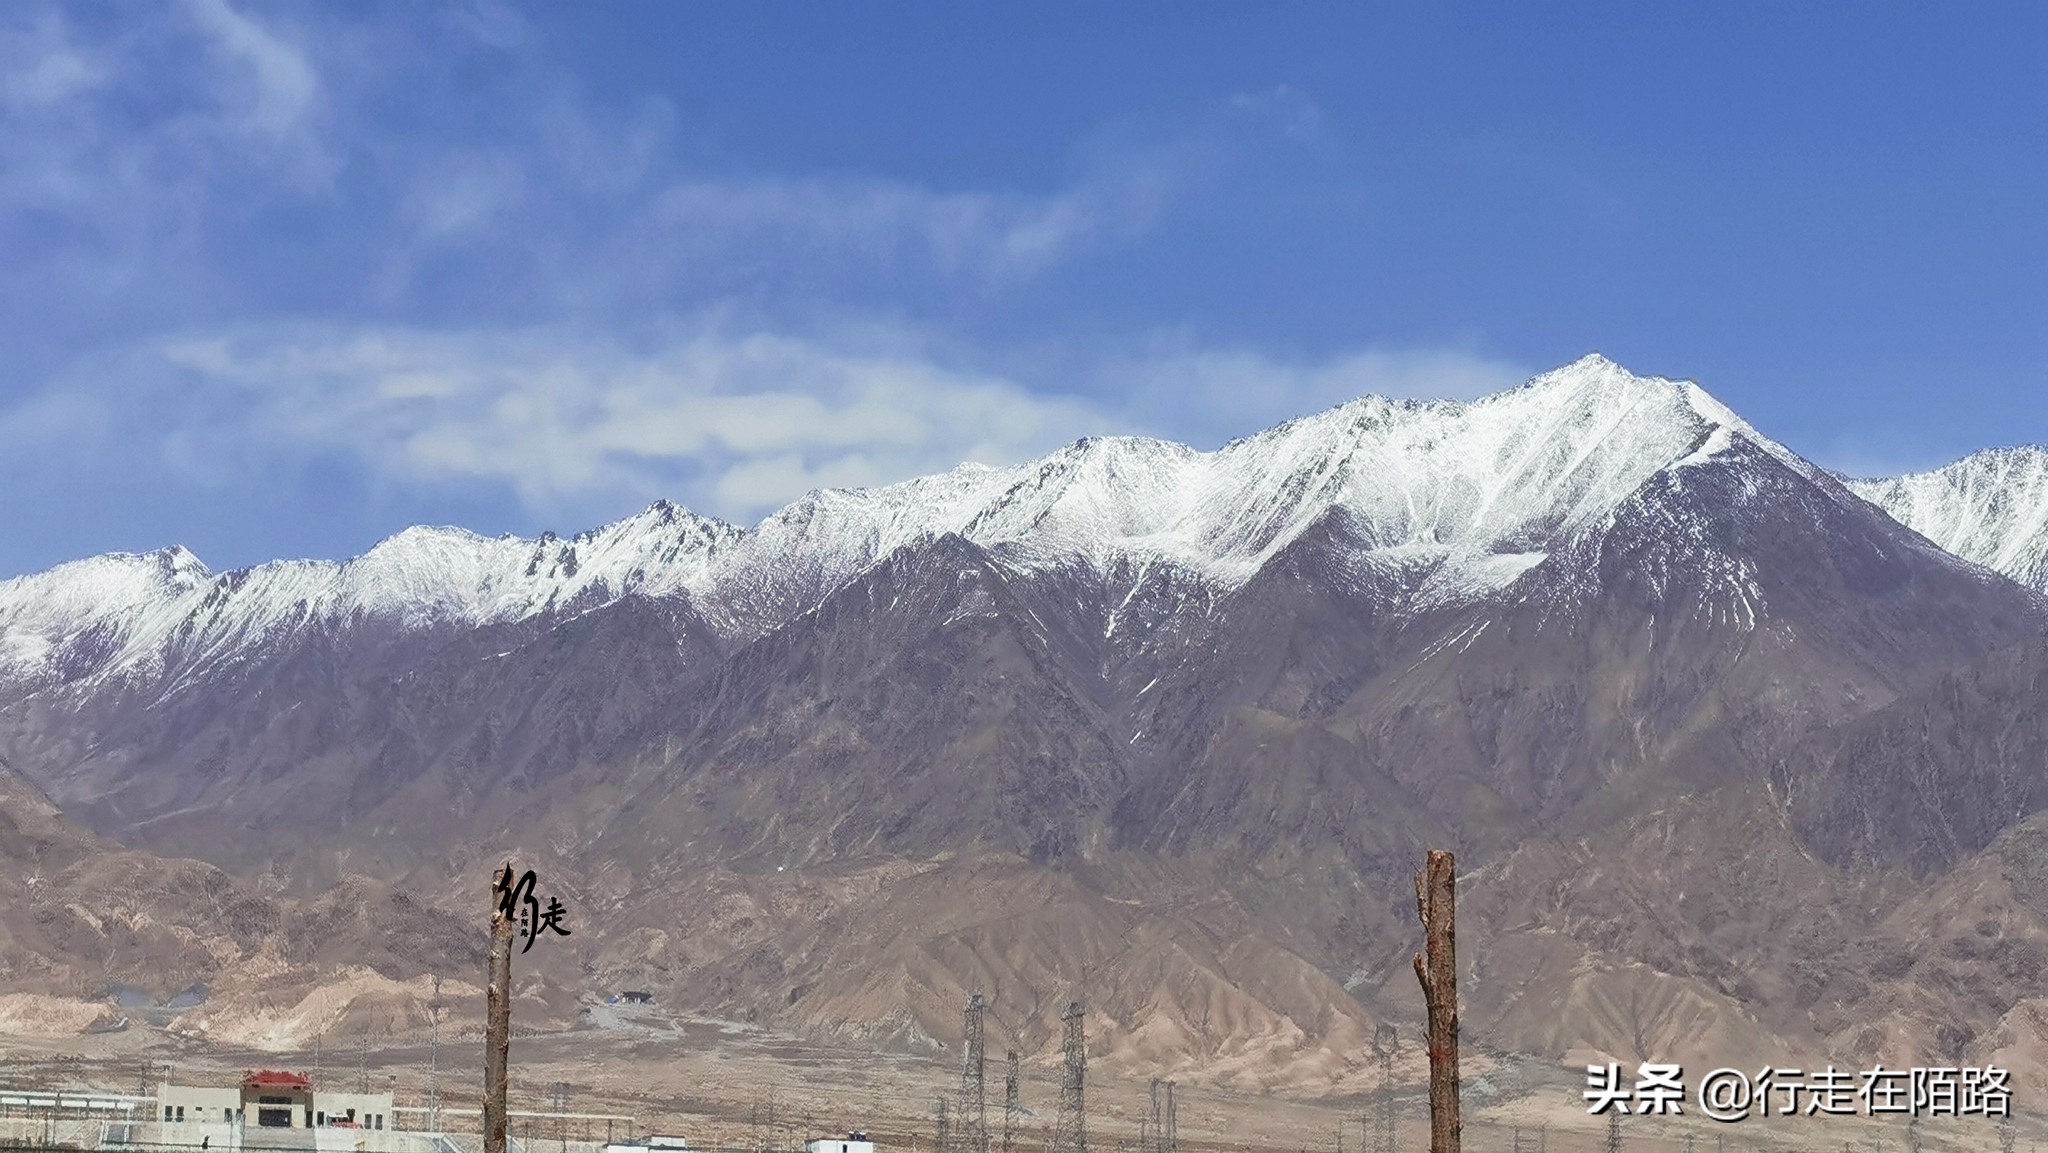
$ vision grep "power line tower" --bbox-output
[1001,1050,1021,1153]
[937,1097,953,1153]
[551,1083,572,1153]
[1050,1002,1087,1153]
[358,1032,370,1096]
[1368,1025,1397,1153]
[962,994,989,1153]
[428,976,445,1134]
[1163,1082,1175,1153]
[1148,1082,1162,1153]
[1605,1108,1622,1153]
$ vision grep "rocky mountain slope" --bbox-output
[5,355,2048,1092]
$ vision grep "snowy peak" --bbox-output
[1852,446,2048,593]
[3,356,2018,688]
[781,356,1791,576]
[333,502,744,623]
[0,501,749,687]
[1201,353,1797,558]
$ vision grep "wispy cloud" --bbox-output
[114,322,1525,525]
[1228,85,1326,143]
[186,0,319,144]
[0,2,1178,343]
[0,3,1530,572]
[0,1,332,322]
[0,13,108,109]
[155,325,1116,522]
[1102,341,1530,445]
[635,169,1161,286]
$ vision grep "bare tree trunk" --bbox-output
[485,864,516,1153]
[1412,850,1459,1153]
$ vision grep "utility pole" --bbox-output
[486,863,518,1153]
[428,976,444,1134]
[1050,1003,1087,1153]
[1412,850,1459,1153]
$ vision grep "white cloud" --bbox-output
[1106,342,1531,444]
[0,16,107,109]
[401,150,526,239]
[630,164,1163,287]
[142,321,1532,526]
[0,1,332,280]
[0,5,1536,556]
[186,0,318,142]
[160,325,1117,521]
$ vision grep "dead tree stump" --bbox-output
[1412,849,1460,1153]
[485,863,516,1153]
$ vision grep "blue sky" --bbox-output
[0,1,2041,576]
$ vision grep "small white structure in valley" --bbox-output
[806,1132,876,1153]
[606,1135,693,1153]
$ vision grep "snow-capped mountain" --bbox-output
[1851,445,2048,594]
[1,351,2042,873]
[703,352,1830,601]
[0,500,741,691]
[0,354,1879,690]
[8,354,2048,1086]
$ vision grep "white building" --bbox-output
[605,1134,692,1153]
[152,1071,403,1151]
[805,1132,875,1153]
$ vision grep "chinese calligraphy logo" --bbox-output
[493,866,571,954]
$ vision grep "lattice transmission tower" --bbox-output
[1050,1003,1087,1153]
[959,993,989,1153]
[1368,1024,1397,1153]
[1001,1050,1021,1153]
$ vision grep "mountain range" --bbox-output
[5,354,2048,1096]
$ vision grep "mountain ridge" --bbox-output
[17,353,2028,686]
[8,355,2048,1089]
